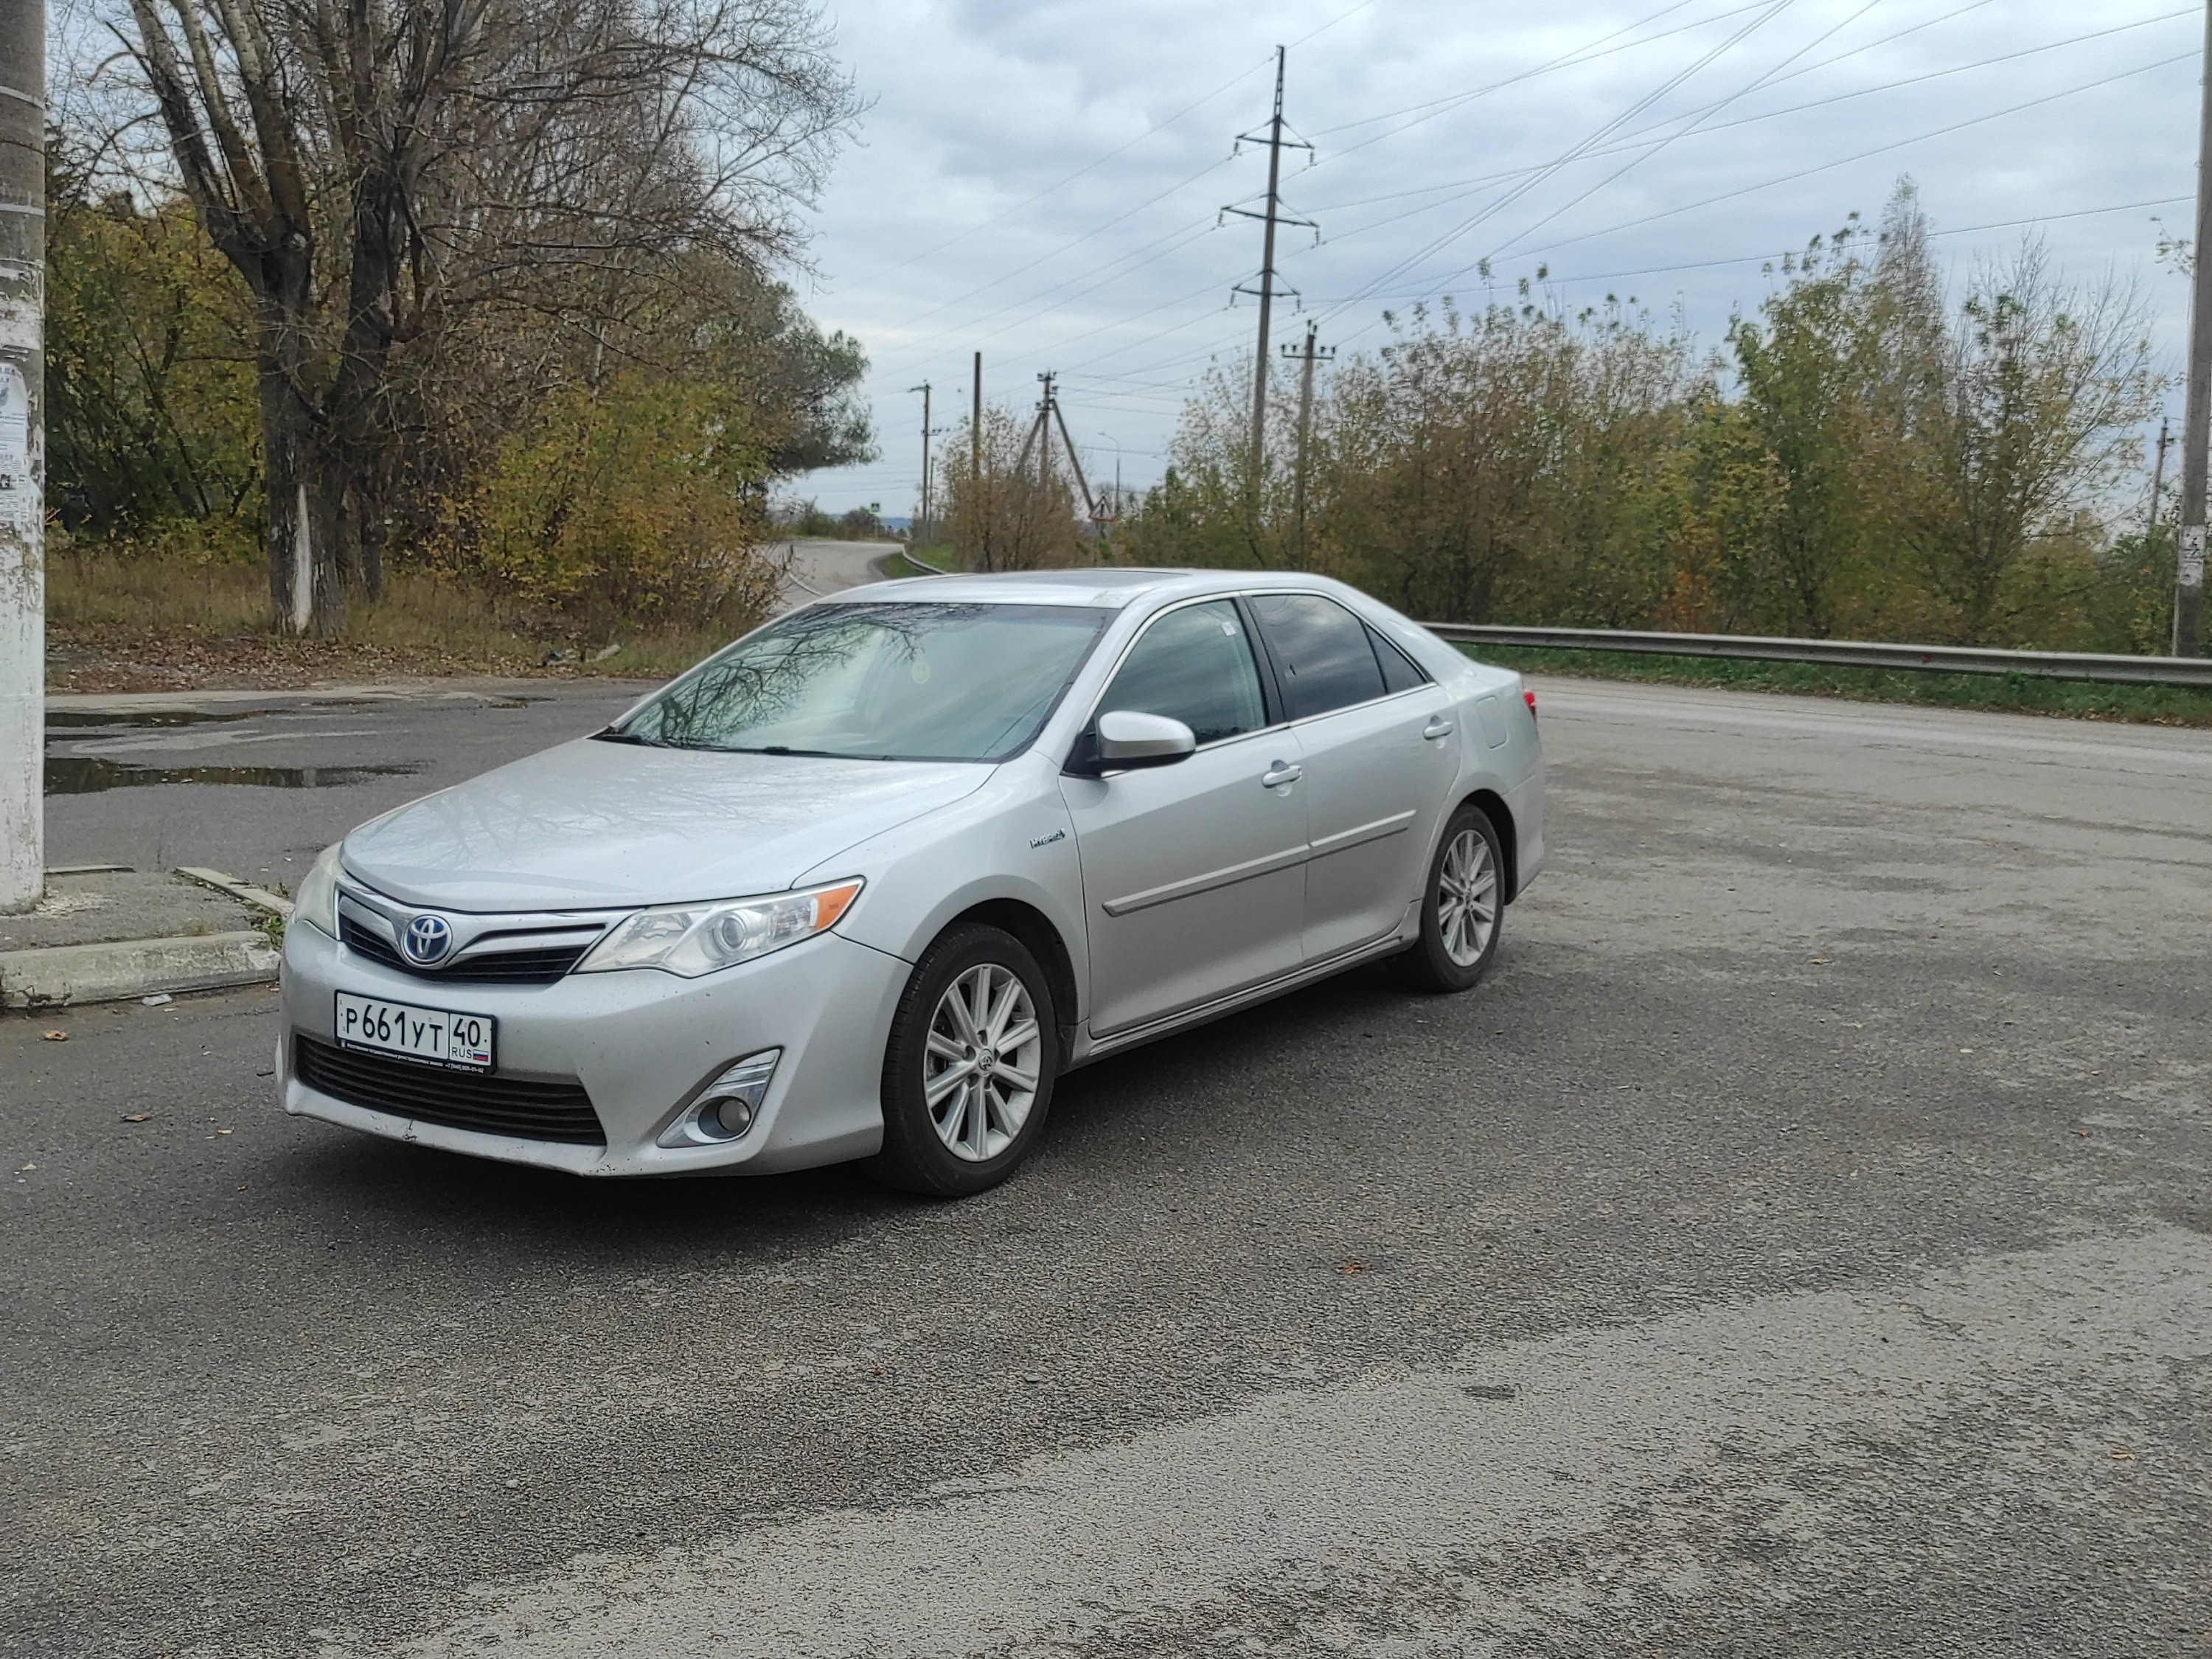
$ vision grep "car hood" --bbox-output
[341,738,990,912]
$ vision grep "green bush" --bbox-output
[453,373,781,636]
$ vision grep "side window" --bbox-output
[1367,624,1428,694]
[1251,593,1386,720]
[1096,600,1267,745]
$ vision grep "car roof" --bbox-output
[830,567,1349,610]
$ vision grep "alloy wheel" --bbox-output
[923,962,1043,1162]
[1436,828,1499,968]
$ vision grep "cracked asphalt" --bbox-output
[4,675,2210,1657]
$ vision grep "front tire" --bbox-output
[867,923,1060,1198]
[1391,805,1505,993]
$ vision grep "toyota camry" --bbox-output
[277,569,1545,1196]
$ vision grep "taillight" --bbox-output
[1523,689,1537,723]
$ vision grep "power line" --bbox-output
[1298,8,2194,223]
[844,0,1788,374]
[1309,0,1761,142]
[1486,0,1887,268]
[1317,0,1801,330]
[1496,47,2194,270]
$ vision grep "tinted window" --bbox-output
[1368,625,1427,693]
[611,602,1109,763]
[1252,594,1387,719]
[1096,600,1266,745]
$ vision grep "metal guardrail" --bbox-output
[1425,622,2212,689]
[874,563,2209,687]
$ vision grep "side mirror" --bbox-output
[1094,709,1196,771]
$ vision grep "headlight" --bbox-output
[293,844,343,938]
[577,880,863,978]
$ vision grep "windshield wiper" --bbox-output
[590,726,663,746]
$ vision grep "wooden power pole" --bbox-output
[0,0,42,913]
[1282,321,1333,570]
[908,381,931,546]
[2178,0,2212,655]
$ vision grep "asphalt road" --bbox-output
[778,538,901,608]
[7,678,2211,1658]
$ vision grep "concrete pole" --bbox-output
[0,0,44,913]
[2176,0,2212,655]
[1248,46,1287,487]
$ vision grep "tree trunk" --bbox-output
[260,364,342,638]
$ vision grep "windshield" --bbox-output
[608,602,1113,763]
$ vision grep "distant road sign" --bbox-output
[869,501,880,514]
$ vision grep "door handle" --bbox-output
[1422,716,1455,740]
[1260,762,1302,789]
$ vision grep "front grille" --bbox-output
[294,1036,606,1145]
[339,915,594,984]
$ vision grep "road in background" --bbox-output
[776,538,900,608]
[7,678,2211,1657]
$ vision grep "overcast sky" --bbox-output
[784,0,2201,516]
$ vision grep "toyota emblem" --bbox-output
[401,914,455,966]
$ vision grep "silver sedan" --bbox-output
[276,569,1545,1196]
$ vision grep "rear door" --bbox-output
[1248,592,1457,961]
[1060,599,1309,1037]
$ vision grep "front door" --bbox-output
[1061,599,1309,1037]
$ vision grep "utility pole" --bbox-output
[1034,372,1057,495]
[2178,0,2212,655]
[2150,415,2176,655]
[1225,46,1312,492]
[969,352,984,571]
[1281,321,1334,570]
[0,0,43,913]
[908,382,932,547]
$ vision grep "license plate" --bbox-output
[334,992,495,1071]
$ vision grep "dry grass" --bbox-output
[46,547,758,691]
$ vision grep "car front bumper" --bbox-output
[277,920,909,1175]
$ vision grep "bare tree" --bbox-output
[111,0,859,633]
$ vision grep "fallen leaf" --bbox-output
[17,1164,33,1172]
[1338,1259,1371,1275]
[2112,1448,2135,1461]
[121,1113,151,1124]
[41,1030,66,1042]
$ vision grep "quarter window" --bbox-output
[1251,594,1387,720]
[1368,625,1428,694]
[1096,600,1266,745]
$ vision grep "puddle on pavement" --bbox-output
[44,708,257,730]
[44,757,428,794]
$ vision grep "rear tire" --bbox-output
[867,923,1060,1198]
[1390,805,1505,993]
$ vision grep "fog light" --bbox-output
[658,1049,780,1148]
[705,1097,754,1137]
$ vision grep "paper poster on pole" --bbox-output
[2183,525,2207,589]
[0,362,27,531]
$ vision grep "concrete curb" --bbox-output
[176,866,293,918]
[0,931,282,1010]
